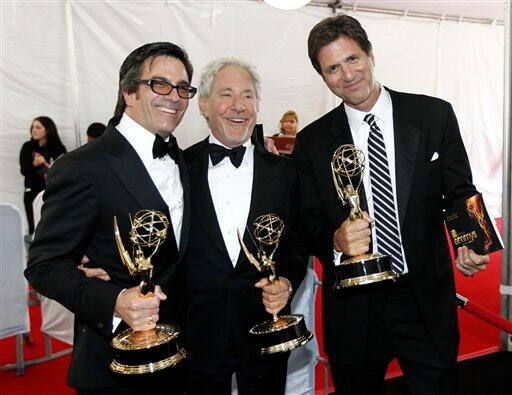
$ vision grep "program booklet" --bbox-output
[444,193,503,255]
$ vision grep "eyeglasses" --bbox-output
[138,79,197,99]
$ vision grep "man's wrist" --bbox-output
[280,277,293,298]
[333,228,343,252]
[114,288,127,318]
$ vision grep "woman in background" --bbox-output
[275,110,299,137]
[19,116,66,236]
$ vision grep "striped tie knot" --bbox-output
[364,113,376,126]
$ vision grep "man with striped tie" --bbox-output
[294,14,489,395]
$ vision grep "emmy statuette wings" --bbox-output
[110,210,186,375]
[114,216,137,275]
[237,229,262,272]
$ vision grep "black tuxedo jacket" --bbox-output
[25,123,190,390]
[183,137,307,374]
[294,88,477,368]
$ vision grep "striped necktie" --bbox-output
[365,113,404,274]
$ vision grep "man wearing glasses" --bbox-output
[25,42,196,394]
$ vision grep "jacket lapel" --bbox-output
[102,125,168,211]
[175,148,190,260]
[189,138,231,259]
[388,89,419,226]
[235,143,280,269]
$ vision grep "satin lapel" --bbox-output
[189,139,230,259]
[103,126,167,210]
[176,149,190,260]
[235,144,280,269]
[390,90,419,226]
[328,104,370,212]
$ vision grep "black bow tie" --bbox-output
[209,143,246,168]
[153,134,179,161]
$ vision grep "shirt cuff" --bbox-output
[112,316,122,333]
[333,249,343,266]
[112,288,126,333]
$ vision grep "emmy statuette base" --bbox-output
[334,253,398,289]
[249,314,313,355]
[110,324,186,375]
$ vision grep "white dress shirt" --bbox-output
[112,113,184,330]
[208,135,254,267]
[334,86,409,274]
[117,113,183,247]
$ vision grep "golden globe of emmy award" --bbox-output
[238,213,313,355]
[110,210,186,375]
[331,144,397,288]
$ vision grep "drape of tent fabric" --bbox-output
[0,204,30,340]
[285,259,319,394]
[33,191,75,346]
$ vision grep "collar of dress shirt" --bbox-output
[208,134,254,168]
[344,84,392,133]
[116,112,173,163]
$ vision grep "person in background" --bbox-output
[19,116,66,236]
[86,122,107,142]
[274,110,298,137]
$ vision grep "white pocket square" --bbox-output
[430,152,439,161]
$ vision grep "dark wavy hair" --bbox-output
[112,42,194,123]
[308,13,372,75]
[31,116,64,148]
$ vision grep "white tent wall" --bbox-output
[0,1,504,235]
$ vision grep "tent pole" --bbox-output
[65,0,81,148]
[502,0,512,352]
[307,1,503,25]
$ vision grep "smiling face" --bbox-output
[318,36,379,112]
[199,65,257,148]
[123,55,190,137]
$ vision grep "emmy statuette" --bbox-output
[331,144,398,288]
[110,210,186,375]
[238,213,313,355]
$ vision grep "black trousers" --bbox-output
[186,348,288,395]
[330,278,457,395]
[23,189,41,234]
[77,364,186,395]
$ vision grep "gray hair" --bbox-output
[198,57,261,101]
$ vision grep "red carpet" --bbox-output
[0,305,73,395]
